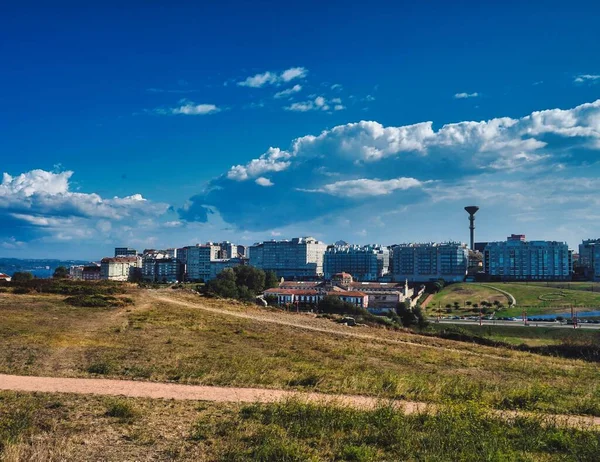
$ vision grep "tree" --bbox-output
[53,266,69,279]
[203,268,238,299]
[233,265,265,295]
[466,301,472,306]
[318,296,365,315]
[264,271,279,290]
[397,302,428,328]
[12,272,33,284]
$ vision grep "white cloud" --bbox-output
[281,67,308,82]
[1,237,25,249]
[300,177,423,197]
[574,74,600,84]
[285,101,314,112]
[331,84,343,90]
[255,177,274,187]
[238,67,308,88]
[284,96,344,112]
[274,84,302,99]
[0,169,169,241]
[171,103,220,115]
[182,99,600,235]
[454,92,479,99]
[227,147,292,181]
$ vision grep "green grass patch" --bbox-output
[201,400,600,461]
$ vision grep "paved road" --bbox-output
[430,319,600,329]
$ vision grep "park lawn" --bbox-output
[2,391,599,461]
[428,283,509,313]
[1,290,600,418]
[526,281,600,293]
[492,283,600,310]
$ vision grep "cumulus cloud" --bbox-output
[300,177,422,197]
[274,84,302,99]
[255,177,274,187]
[227,148,292,181]
[0,169,169,243]
[150,100,220,116]
[171,102,220,115]
[238,67,307,88]
[454,92,479,99]
[179,99,600,233]
[574,74,600,84]
[285,96,345,112]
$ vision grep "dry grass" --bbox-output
[1,391,599,461]
[1,290,599,417]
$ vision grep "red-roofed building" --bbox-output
[263,287,368,308]
[0,273,11,282]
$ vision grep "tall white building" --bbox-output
[323,244,389,281]
[391,242,469,283]
[249,237,327,279]
[484,237,572,281]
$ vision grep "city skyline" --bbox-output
[2,2,600,259]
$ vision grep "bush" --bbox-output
[87,361,112,375]
[105,399,138,420]
[12,287,31,295]
[317,296,368,316]
[11,272,33,283]
[64,294,127,307]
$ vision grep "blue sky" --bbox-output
[1,1,600,259]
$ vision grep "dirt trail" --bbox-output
[0,373,424,412]
[149,293,542,363]
[1,373,598,430]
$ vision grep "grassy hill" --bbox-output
[1,286,599,459]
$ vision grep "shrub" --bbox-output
[11,272,33,283]
[105,399,138,420]
[64,294,130,307]
[87,361,112,375]
[12,287,31,295]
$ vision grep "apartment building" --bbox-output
[114,247,138,257]
[391,242,469,283]
[484,237,572,281]
[100,256,141,281]
[186,244,220,281]
[323,244,389,281]
[249,237,327,279]
[579,239,600,279]
[82,264,101,281]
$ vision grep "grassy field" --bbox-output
[1,289,600,419]
[428,323,600,347]
[431,282,600,317]
[429,283,509,312]
[1,391,599,461]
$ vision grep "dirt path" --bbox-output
[0,373,424,412]
[149,293,544,364]
[1,373,598,430]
